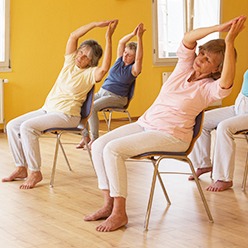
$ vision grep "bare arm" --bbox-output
[131,23,146,77]
[117,25,139,58]
[183,16,243,49]
[94,20,119,82]
[65,21,113,55]
[219,16,246,89]
[183,15,246,89]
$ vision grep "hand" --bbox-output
[137,23,146,38]
[225,15,246,43]
[106,19,119,38]
[132,24,139,36]
[218,15,246,33]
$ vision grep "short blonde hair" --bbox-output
[199,39,237,80]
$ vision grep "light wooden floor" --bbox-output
[0,120,248,248]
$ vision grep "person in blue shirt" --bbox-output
[189,69,248,191]
[76,23,145,149]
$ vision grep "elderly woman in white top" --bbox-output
[2,20,118,189]
[189,69,248,192]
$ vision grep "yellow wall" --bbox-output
[1,0,248,127]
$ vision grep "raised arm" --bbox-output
[131,23,146,77]
[65,21,114,56]
[183,15,246,89]
[117,25,139,58]
[94,20,119,82]
[183,16,244,49]
[219,16,246,89]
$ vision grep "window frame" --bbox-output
[152,0,221,66]
[0,0,10,72]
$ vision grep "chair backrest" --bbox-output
[80,85,95,122]
[124,81,136,109]
[186,111,204,154]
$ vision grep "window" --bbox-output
[153,0,221,66]
[0,0,10,71]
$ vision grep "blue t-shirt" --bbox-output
[102,57,136,97]
[241,69,248,97]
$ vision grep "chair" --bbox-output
[131,111,214,230]
[100,81,136,131]
[43,86,95,187]
[234,130,248,192]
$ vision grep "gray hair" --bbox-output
[126,42,137,53]
[78,39,103,67]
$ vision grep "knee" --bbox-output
[216,121,233,136]
[6,119,18,134]
[103,142,114,154]
[19,121,35,137]
[6,119,14,133]
[92,137,108,155]
[19,122,28,136]
[103,141,122,157]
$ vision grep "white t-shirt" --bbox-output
[42,52,96,117]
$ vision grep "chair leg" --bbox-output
[242,151,248,192]
[144,161,160,231]
[50,135,60,188]
[107,111,113,131]
[102,110,112,131]
[83,136,97,175]
[188,159,214,222]
[126,111,132,123]
[152,158,171,205]
[241,134,248,192]
[58,139,72,171]
[103,111,109,129]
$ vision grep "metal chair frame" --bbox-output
[101,82,135,131]
[131,111,214,230]
[43,86,95,187]
[234,130,248,192]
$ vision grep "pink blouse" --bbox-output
[138,42,232,142]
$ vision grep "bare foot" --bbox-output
[96,212,128,232]
[206,180,233,192]
[84,206,113,221]
[2,167,28,182]
[84,139,95,150]
[188,167,212,180]
[19,171,43,189]
[76,136,90,149]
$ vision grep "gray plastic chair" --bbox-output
[234,130,248,191]
[43,86,95,187]
[100,82,136,131]
[131,111,213,230]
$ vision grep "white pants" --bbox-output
[91,122,190,198]
[189,106,248,181]
[6,109,80,171]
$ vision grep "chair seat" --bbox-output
[132,151,188,158]
[44,127,82,133]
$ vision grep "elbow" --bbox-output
[69,32,79,42]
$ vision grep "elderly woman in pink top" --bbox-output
[84,16,246,232]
